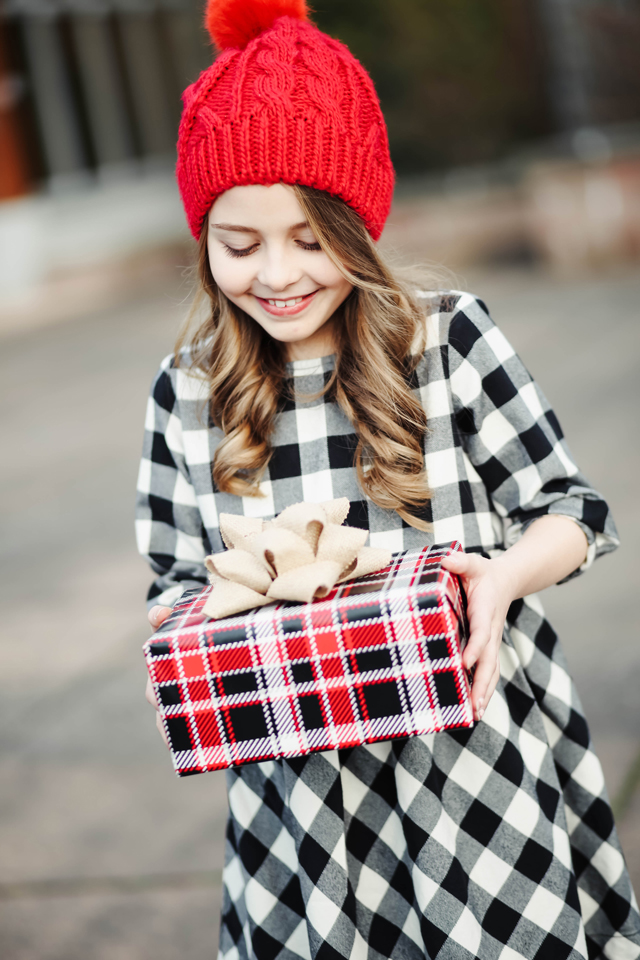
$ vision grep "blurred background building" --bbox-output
[1,0,640,314]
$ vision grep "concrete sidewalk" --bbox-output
[0,265,638,959]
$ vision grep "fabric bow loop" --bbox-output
[202,498,391,619]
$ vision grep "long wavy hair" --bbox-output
[176,184,432,530]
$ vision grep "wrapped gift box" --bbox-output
[144,542,472,777]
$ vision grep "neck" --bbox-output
[284,317,337,362]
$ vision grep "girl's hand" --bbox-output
[149,605,173,630]
[440,552,515,722]
[146,605,173,747]
[440,516,590,723]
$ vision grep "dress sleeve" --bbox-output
[135,356,209,608]
[446,292,619,578]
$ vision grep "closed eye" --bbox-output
[222,243,259,258]
[223,239,321,258]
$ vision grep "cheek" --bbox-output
[309,256,351,294]
[207,249,253,298]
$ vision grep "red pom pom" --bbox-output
[205,0,310,51]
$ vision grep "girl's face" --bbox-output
[207,183,354,360]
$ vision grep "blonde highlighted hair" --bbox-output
[176,184,432,530]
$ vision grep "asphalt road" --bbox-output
[1,264,638,959]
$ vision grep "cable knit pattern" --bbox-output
[176,13,395,239]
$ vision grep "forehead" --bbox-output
[210,183,307,231]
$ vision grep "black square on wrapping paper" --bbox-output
[268,443,302,480]
[166,716,193,751]
[418,571,438,585]
[433,671,460,707]
[222,672,258,696]
[210,624,249,646]
[299,694,325,729]
[345,602,381,623]
[159,683,182,706]
[417,593,439,611]
[150,641,171,657]
[355,648,392,673]
[348,579,386,596]
[428,638,450,660]
[229,704,269,742]
[327,432,357,470]
[282,616,304,635]
[362,681,402,719]
[292,662,313,684]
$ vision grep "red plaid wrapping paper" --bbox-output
[144,542,473,777]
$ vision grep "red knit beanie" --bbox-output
[176,0,395,241]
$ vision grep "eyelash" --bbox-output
[222,240,321,259]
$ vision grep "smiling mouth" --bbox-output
[255,290,320,316]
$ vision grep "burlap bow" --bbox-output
[203,498,392,620]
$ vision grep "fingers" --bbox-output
[145,676,159,708]
[155,711,169,748]
[441,552,484,579]
[146,676,170,748]
[148,605,173,628]
[461,587,495,672]
[470,634,502,720]
[146,608,171,747]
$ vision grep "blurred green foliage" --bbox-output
[312,0,551,172]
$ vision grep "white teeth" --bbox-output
[266,296,306,308]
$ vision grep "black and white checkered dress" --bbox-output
[136,292,640,959]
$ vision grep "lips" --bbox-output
[255,289,320,317]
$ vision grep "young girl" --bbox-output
[137,1,640,957]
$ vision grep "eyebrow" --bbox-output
[210,221,310,233]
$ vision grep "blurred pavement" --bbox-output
[0,264,639,959]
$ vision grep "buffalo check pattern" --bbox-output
[144,545,472,776]
[136,292,640,959]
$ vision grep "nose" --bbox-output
[255,244,303,295]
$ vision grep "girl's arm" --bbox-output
[442,514,589,722]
